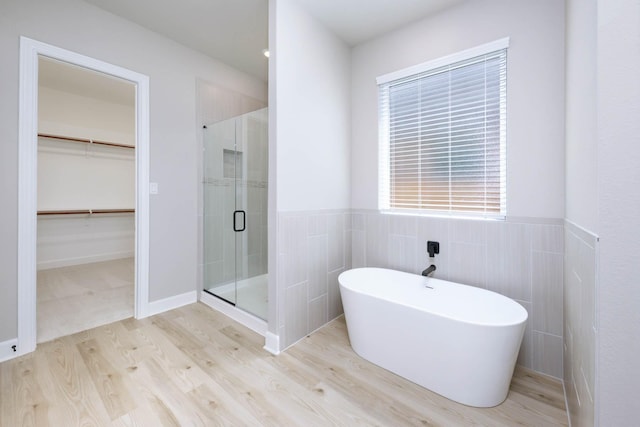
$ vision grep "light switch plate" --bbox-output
[149,182,158,194]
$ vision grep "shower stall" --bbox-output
[203,108,268,320]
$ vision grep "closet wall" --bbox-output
[37,59,136,269]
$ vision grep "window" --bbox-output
[378,38,508,218]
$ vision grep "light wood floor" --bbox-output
[0,303,569,426]
[37,258,134,343]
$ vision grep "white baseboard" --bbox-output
[0,338,19,363]
[562,380,572,427]
[200,291,267,337]
[141,290,197,318]
[264,331,280,355]
[37,251,134,270]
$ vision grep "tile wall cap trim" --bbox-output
[505,216,564,225]
[350,209,563,225]
[565,219,600,246]
[382,210,504,222]
[277,208,351,216]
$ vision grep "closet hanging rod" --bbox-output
[37,209,135,216]
[38,133,135,149]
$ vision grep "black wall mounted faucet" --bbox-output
[422,264,436,277]
[427,241,440,258]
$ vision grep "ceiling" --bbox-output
[84,0,269,80]
[295,0,465,46]
[83,0,464,81]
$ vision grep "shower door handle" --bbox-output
[233,210,246,232]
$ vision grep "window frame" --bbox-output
[377,38,509,219]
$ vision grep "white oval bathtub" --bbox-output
[338,268,527,408]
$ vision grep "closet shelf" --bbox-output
[38,209,135,216]
[38,133,135,149]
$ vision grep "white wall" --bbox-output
[270,0,352,348]
[37,138,135,210]
[351,0,566,219]
[0,0,267,342]
[596,0,640,424]
[274,0,351,212]
[39,86,135,146]
[37,215,135,270]
[565,0,640,423]
[197,81,266,126]
[563,1,598,425]
[38,87,135,210]
[565,0,597,231]
[37,80,136,270]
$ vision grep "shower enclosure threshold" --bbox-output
[200,291,267,337]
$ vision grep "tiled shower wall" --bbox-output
[564,221,597,426]
[278,209,565,379]
[278,210,352,348]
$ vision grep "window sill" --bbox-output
[379,209,506,222]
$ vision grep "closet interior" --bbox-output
[36,57,136,343]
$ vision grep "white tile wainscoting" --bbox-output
[278,209,565,379]
[564,220,597,426]
[350,211,565,379]
[278,210,352,348]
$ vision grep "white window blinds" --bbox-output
[378,39,507,218]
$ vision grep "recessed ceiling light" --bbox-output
[262,49,270,58]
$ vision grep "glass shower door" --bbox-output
[203,108,268,319]
[203,115,238,305]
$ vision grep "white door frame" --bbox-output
[17,36,151,355]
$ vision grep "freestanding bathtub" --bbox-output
[338,268,527,408]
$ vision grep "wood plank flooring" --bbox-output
[0,303,569,426]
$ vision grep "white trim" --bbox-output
[267,0,279,345]
[17,37,39,356]
[144,291,198,318]
[134,62,151,322]
[17,37,150,356]
[376,37,510,85]
[380,208,506,222]
[377,39,508,218]
[562,380,573,427]
[264,331,280,355]
[0,339,19,363]
[200,292,267,337]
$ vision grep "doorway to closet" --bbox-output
[36,57,136,342]
[17,37,150,356]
